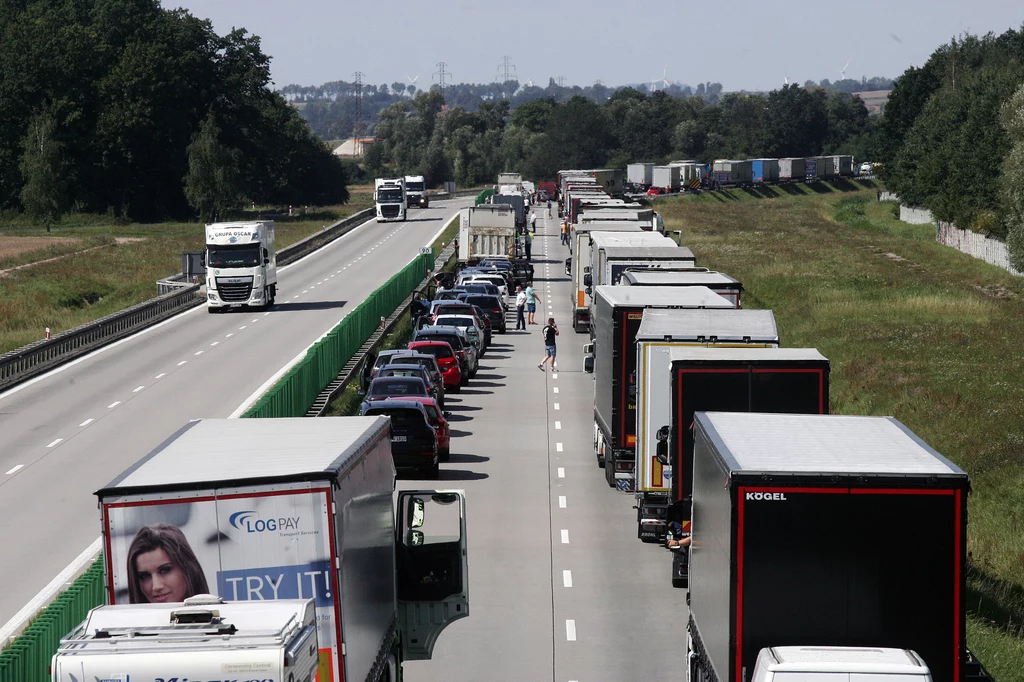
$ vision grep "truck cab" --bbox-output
[750,646,933,682]
[376,177,408,221]
[205,220,276,311]
[405,175,429,208]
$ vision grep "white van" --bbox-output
[751,646,932,682]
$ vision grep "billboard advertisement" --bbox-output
[102,485,340,681]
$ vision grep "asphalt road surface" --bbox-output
[0,198,473,623]
[401,210,687,682]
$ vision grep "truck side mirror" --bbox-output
[656,425,670,442]
[585,287,592,296]
[408,497,425,528]
[583,274,592,287]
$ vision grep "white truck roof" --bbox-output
[623,271,738,286]
[594,285,733,308]
[669,347,826,363]
[761,646,930,674]
[637,309,778,342]
[99,417,390,492]
[601,246,695,260]
[590,232,673,248]
[699,413,966,475]
[205,221,272,245]
[573,222,646,234]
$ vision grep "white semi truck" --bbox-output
[459,204,517,264]
[205,220,277,312]
[51,596,320,682]
[375,177,408,221]
[404,174,429,208]
[95,417,469,682]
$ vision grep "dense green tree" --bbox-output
[19,110,67,231]
[759,85,829,158]
[509,98,556,133]
[542,96,612,174]
[184,112,242,221]
[1000,83,1024,269]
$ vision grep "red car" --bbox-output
[390,395,451,461]
[646,186,665,196]
[408,340,462,393]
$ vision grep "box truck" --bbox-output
[619,270,742,306]
[587,287,734,489]
[404,175,429,208]
[633,313,785,542]
[588,236,696,297]
[52,597,320,682]
[778,158,806,182]
[627,162,655,188]
[458,204,516,264]
[96,417,469,682]
[652,165,681,192]
[205,221,277,311]
[578,207,664,232]
[687,412,972,682]
[375,177,407,221]
[567,223,647,332]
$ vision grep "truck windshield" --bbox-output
[377,189,403,202]
[207,244,261,268]
[406,182,425,192]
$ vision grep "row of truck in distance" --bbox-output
[627,154,861,193]
[50,417,469,682]
[550,168,989,682]
[373,175,430,221]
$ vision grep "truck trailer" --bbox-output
[652,165,681,192]
[459,204,517,264]
[96,417,469,682]
[588,239,697,297]
[52,597,320,682]
[578,207,664,232]
[627,162,655,187]
[205,220,277,311]
[567,223,647,331]
[404,174,429,208]
[633,312,784,543]
[687,412,970,682]
[587,286,734,489]
[619,270,742,306]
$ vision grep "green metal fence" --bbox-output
[0,250,436,681]
[243,251,434,418]
[0,556,105,682]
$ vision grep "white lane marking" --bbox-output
[309,285,316,289]
[107,401,121,409]
[251,318,259,323]
[154,373,166,380]
[194,351,204,356]
[210,341,219,347]
[553,386,559,394]
[552,373,558,379]
[558,467,565,477]
[239,325,247,330]
[46,438,63,448]
[558,496,567,508]
[554,403,560,410]
[555,421,561,429]
[566,620,577,641]
[225,333,234,338]
[563,570,573,587]
[177,361,187,366]
[132,386,145,393]
[556,443,564,452]
[293,295,300,299]
[337,270,342,274]
[79,419,93,427]
[263,312,271,316]
[561,529,570,544]
[303,289,309,293]
[5,465,23,475]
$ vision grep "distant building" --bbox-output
[333,137,375,158]
[854,90,890,115]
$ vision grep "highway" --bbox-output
[0,197,474,624]
[401,212,686,681]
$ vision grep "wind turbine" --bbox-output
[839,58,852,81]
[784,73,789,86]
[650,65,670,92]
[523,76,534,88]
[407,75,420,87]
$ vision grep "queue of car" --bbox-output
[357,255,519,479]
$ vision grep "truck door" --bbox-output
[396,490,469,661]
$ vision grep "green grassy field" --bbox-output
[0,188,376,355]
[656,184,1024,679]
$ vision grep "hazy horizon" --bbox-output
[167,0,1022,93]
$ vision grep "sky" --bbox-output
[168,0,1023,92]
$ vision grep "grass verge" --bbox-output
[660,183,1024,680]
[0,194,375,355]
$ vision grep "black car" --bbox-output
[361,376,430,412]
[361,349,438,393]
[361,400,438,478]
[461,294,507,333]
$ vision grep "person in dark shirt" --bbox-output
[537,317,558,371]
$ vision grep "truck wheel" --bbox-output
[440,447,450,462]
[425,457,440,479]
[605,459,616,487]
[449,384,461,394]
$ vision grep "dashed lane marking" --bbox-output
[107,401,121,409]
[556,443,563,452]
[558,496,567,508]
[154,373,166,380]
[566,620,577,641]
[194,351,204,356]
[177,361,187,366]
[210,342,219,347]
[132,386,145,393]
[5,465,23,475]
[561,529,570,544]
[558,467,565,477]
[563,570,573,587]
[555,421,561,429]
[46,438,63,448]
[553,386,559,393]
[79,419,93,427]
[554,403,560,410]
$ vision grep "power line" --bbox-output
[352,71,365,137]
[556,76,565,87]
[433,61,450,103]
[496,55,517,100]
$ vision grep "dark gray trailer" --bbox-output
[687,412,970,682]
[619,270,742,307]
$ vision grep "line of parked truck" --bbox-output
[628,154,861,194]
[551,168,989,682]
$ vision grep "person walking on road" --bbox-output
[546,200,553,219]
[524,220,534,261]
[514,285,528,330]
[525,282,541,325]
[560,219,570,246]
[537,317,559,371]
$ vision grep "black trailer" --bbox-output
[688,412,969,682]
[618,270,742,308]
[588,286,733,490]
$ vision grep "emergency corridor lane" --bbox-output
[402,210,686,682]
[0,199,473,625]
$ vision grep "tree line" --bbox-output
[363,85,873,188]
[877,25,1024,268]
[2,0,348,225]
